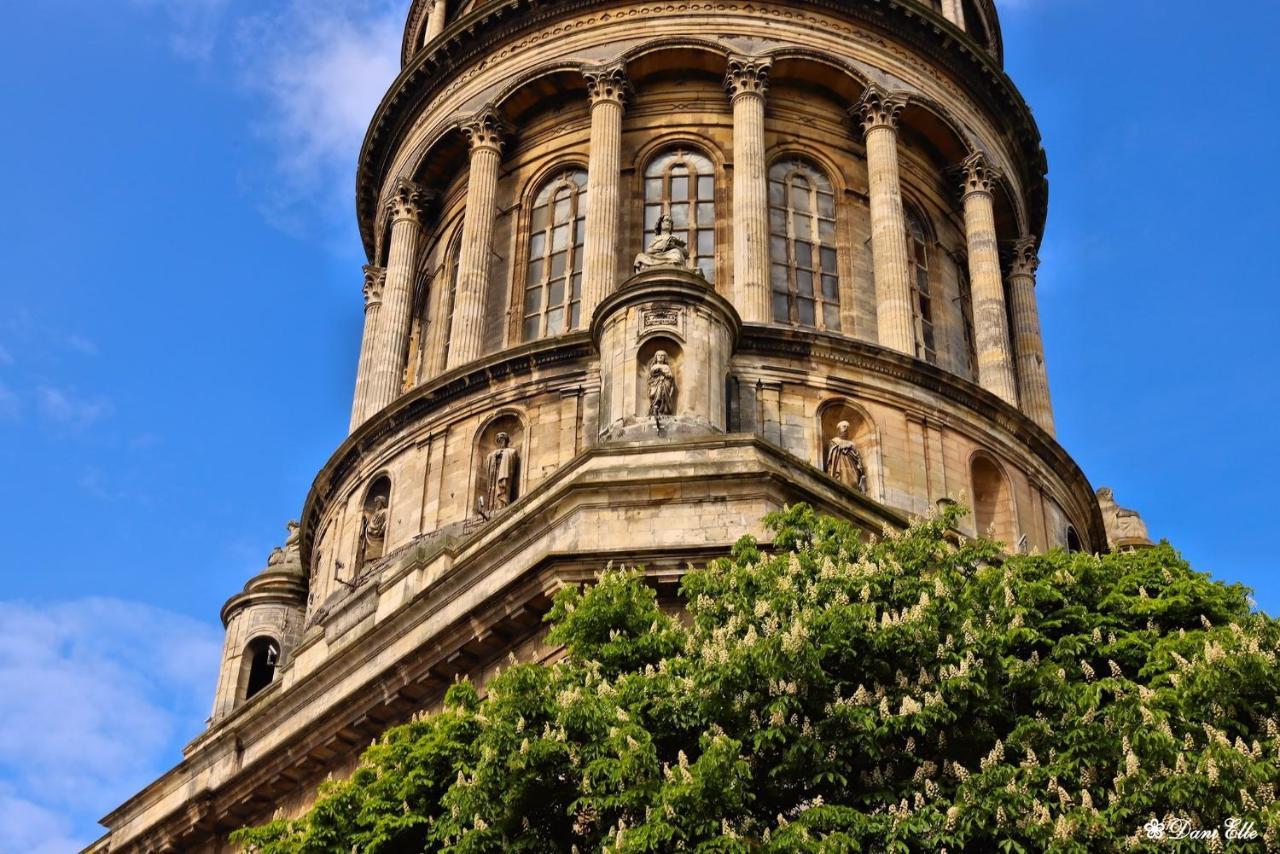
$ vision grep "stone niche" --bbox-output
[817,399,882,501]
[471,411,526,517]
[591,268,741,442]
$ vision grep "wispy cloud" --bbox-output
[130,0,231,61]
[0,599,222,850]
[35,385,114,430]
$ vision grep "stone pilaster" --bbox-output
[1008,236,1055,434]
[958,152,1018,407]
[725,55,772,323]
[425,0,447,42]
[447,108,506,370]
[942,0,966,28]
[350,264,386,431]
[853,85,915,356]
[581,63,629,321]
[365,179,424,418]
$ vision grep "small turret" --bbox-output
[210,522,308,720]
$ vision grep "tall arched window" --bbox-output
[905,205,936,364]
[769,159,839,330]
[242,636,279,701]
[441,230,462,363]
[523,168,588,341]
[955,258,978,378]
[643,149,715,282]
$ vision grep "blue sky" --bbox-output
[0,0,1276,849]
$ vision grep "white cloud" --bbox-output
[0,599,222,849]
[0,381,19,421]
[130,0,231,61]
[35,385,114,429]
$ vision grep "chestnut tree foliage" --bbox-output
[234,504,1279,852]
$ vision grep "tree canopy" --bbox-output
[234,504,1279,852]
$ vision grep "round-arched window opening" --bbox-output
[244,636,279,701]
[1066,526,1083,554]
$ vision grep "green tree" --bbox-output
[234,504,1280,852]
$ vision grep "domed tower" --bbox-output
[94,0,1140,849]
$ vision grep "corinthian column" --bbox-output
[958,152,1019,407]
[365,178,424,417]
[725,55,772,323]
[581,63,629,321]
[425,0,447,42]
[1008,236,1055,434]
[350,264,385,431]
[853,85,914,355]
[447,108,505,370]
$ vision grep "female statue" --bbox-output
[825,420,867,492]
[634,214,690,272]
[647,350,676,418]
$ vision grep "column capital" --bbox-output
[956,151,1002,199]
[852,84,907,134]
[583,62,630,108]
[1009,236,1040,279]
[362,264,386,308]
[724,54,772,101]
[385,178,427,224]
[460,107,507,154]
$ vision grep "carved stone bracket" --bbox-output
[583,62,630,107]
[724,54,772,101]
[852,83,908,134]
[362,265,387,307]
[956,151,1002,199]
[1008,236,1040,279]
[384,177,426,224]
[460,106,508,153]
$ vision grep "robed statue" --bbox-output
[1096,487,1150,547]
[634,214,691,272]
[360,495,388,564]
[825,420,867,492]
[484,431,519,513]
[647,351,676,419]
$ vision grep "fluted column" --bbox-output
[350,264,386,431]
[853,85,915,355]
[447,108,505,370]
[365,179,424,418]
[1008,236,1055,434]
[581,63,629,321]
[725,55,772,323]
[959,152,1019,407]
[425,0,447,42]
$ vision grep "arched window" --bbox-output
[441,231,462,362]
[769,159,839,330]
[971,454,1015,545]
[1066,526,1083,553]
[523,168,588,341]
[243,636,279,701]
[905,205,936,364]
[643,149,715,282]
[955,258,978,378]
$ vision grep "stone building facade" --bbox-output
[91,0,1152,849]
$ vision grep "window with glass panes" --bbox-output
[768,160,839,330]
[642,150,715,282]
[523,168,588,340]
[441,231,462,360]
[905,207,936,364]
[955,258,978,378]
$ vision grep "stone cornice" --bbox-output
[362,0,1044,261]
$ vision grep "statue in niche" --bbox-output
[825,420,867,492]
[360,495,388,565]
[647,350,676,419]
[1096,487,1151,547]
[634,214,691,272]
[482,431,519,515]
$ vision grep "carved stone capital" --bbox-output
[724,55,771,101]
[957,151,1002,199]
[384,178,426,224]
[1009,236,1040,279]
[852,84,907,134]
[460,107,507,154]
[583,62,630,108]
[362,264,386,307]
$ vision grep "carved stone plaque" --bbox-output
[639,303,684,339]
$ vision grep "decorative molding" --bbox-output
[384,177,426,224]
[852,83,908,134]
[956,150,1001,198]
[361,265,387,307]
[724,54,772,100]
[460,106,507,153]
[1008,235,1039,279]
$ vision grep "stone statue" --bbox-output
[266,520,302,567]
[484,431,519,513]
[647,351,676,418]
[1096,487,1151,547]
[360,495,388,564]
[825,420,867,492]
[634,214,690,272]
